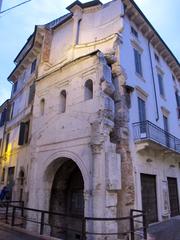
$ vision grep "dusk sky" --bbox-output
[0,0,179,105]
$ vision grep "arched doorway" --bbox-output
[49,159,84,239]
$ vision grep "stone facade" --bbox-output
[0,0,180,239]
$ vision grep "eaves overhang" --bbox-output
[122,0,180,81]
[8,26,44,83]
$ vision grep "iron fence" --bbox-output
[133,121,180,153]
[0,201,147,240]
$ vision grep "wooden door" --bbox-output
[168,177,179,217]
[141,174,158,224]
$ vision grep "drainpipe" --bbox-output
[148,40,159,121]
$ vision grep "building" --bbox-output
[0,0,2,12]
[0,0,180,239]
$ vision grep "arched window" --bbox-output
[60,90,66,113]
[84,79,93,101]
[40,98,45,116]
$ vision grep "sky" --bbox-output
[0,0,179,105]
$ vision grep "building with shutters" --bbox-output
[0,0,180,239]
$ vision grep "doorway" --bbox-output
[49,160,84,239]
[141,174,158,224]
[167,177,179,217]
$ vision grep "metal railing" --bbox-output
[133,121,180,153]
[0,201,147,240]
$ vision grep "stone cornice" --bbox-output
[8,26,45,83]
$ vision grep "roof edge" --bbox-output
[125,0,179,67]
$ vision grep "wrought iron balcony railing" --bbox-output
[133,121,180,153]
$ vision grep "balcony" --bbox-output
[133,121,180,155]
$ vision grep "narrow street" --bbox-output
[0,225,41,240]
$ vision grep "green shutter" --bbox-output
[28,83,35,105]
[18,122,26,145]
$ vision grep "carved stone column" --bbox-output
[112,62,135,221]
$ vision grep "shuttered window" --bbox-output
[28,83,35,105]
[138,97,146,134]
[18,121,30,145]
[134,48,143,76]
[13,81,18,93]
[0,108,7,127]
[138,97,146,122]
[175,91,180,107]
[131,26,138,38]
[31,59,37,74]
[158,74,165,97]
[5,133,10,152]
[175,91,180,119]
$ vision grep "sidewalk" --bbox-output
[0,225,41,240]
[148,216,180,240]
[0,224,58,240]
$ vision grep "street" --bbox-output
[148,216,180,240]
[0,225,41,240]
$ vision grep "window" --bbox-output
[84,79,93,100]
[163,115,170,147]
[163,115,169,132]
[138,97,146,122]
[28,83,35,105]
[59,90,66,113]
[0,107,8,127]
[175,91,180,119]
[7,167,15,184]
[10,102,15,120]
[40,99,45,116]
[31,59,37,74]
[131,26,138,38]
[76,19,81,44]
[138,97,146,134]
[13,81,18,93]
[154,53,160,63]
[134,48,143,76]
[5,133,10,152]
[175,91,180,107]
[172,74,175,82]
[158,73,165,97]
[18,121,30,145]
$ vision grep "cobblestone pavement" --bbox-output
[148,216,180,240]
[0,225,41,240]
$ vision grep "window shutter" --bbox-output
[134,49,142,76]
[175,91,180,107]
[18,122,26,145]
[158,74,164,96]
[5,133,10,152]
[13,82,18,93]
[138,97,146,122]
[0,108,7,127]
[6,105,11,122]
[31,59,37,73]
[28,83,35,105]
[24,121,30,144]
